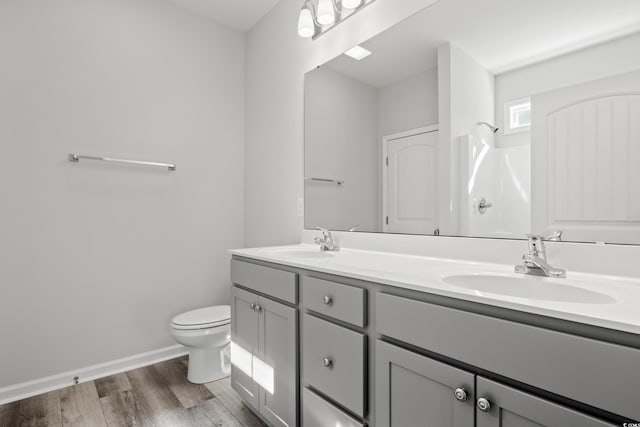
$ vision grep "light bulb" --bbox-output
[342,0,362,9]
[317,0,335,25]
[297,7,315,38]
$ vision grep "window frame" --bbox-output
[504,97,531,135]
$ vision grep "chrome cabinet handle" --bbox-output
[323,295,333,305]
[254,304,262,312]
[454,387,468,402]
[322,357,333,367]
[477,397,491,412]
[249,303,255,310]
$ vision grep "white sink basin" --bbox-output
[442,274,617,304]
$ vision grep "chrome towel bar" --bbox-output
[305,177,344,185]
[68,154,176,171]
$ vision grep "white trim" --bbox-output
[382,125,439,231]
[384,125,439,142]
[0,344,188,405]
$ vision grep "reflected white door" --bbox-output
[384,129,439,234]
[531,70,640,244]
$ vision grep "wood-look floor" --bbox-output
[0,356,267,427]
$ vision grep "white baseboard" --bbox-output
[0,345,188,405]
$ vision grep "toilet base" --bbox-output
[186,344,231,384]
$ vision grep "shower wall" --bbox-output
[460,134,530,238]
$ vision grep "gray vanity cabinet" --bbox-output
[376,340,475,427]
[376,340,615,427]
[475,377,614,427]
[230,285,298,427]
[230,257,633,427]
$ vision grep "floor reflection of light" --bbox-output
[230,341,275,395]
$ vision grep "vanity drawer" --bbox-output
[376,292,640,420]
[302,276,366,327]
[230,259,297,304]
[302,314,366,417]
[303,387,364,427]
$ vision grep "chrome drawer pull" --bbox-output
[477,397,491,412]
[322,357,333,368]
[323,295,333,305]
[454,387,468,402]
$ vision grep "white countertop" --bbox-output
[230,244,640,336]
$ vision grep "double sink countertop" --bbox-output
[230,244,640,335]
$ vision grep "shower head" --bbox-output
[478,122,499,133]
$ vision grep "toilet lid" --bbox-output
[171,305,231,330]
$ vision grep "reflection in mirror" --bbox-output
[304,0,640,244]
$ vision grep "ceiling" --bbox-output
[165,0,281,32]
[324,0,640,88]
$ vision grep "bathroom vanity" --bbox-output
[229,245,640,427]
[234,0,640,424]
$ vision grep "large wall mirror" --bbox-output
[304,0,640,244]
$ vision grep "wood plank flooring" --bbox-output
[0,356,267,427]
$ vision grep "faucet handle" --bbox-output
[527,231,563,242]
[546,230,563,242]
[316,226,329,238]
[525,234,545,258]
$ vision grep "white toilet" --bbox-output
[170,305,231,384]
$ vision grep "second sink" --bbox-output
[442,274,616,304]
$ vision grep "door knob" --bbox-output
[249,303,255,310]
[477,397,492,412]
[322,357,333,367]
[323,295,333,305]
[254,304,262,312]
[454,387,468,402]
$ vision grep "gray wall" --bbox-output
[305,68,379,232]
[0,0,244,387]
[377,69,439,138]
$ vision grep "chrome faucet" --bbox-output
[314,227,339,252]
[515,233,566,278]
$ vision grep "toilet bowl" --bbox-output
[170,305,231,384]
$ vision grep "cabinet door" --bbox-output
[230,286,260,410]
[376,340,474,427]
[476,377,616,427]
[258,296,298,427]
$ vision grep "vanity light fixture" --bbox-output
[297,3,316,38]
[316,0,336,25]
[342,0,363,8]
[297,0,375,39]
[344,45,372,60]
